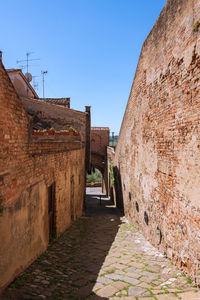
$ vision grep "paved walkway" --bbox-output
[1,188,200,300]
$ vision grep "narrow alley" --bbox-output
[1,188,199,300]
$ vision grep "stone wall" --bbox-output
[114,0,200,280]
[0,60,86,292]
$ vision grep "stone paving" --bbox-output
[1,187,200,300]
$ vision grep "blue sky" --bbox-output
[1,0,166,134]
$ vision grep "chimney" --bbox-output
[85,106,91,113]
[112,132,115,146]
[0,51,2,62]
[67,97,70,108]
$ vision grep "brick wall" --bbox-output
[114,0,200,280]
[0,60,86,291]
[91,127,109,156]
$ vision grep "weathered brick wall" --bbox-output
[91,127,110,157]
[115,0,200,280]
[0,60,85,291]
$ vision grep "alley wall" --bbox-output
[0,60,86,291]
[114,0,200,279]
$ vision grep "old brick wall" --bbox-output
[114,0,200,280]
[0,60,86,291]
[91,127,109,156]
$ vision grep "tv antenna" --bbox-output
[16,52,40,74]
[41,71,48,98]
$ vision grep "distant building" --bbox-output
[7,69,71,109]
[7,69,39,99]
[39,97,70,108]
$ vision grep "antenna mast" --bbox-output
[16,52,40,73]
[41,71,48,98]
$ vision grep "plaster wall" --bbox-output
[8,72,36,98]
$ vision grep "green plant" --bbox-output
[109,162,114,187]
[106,269,115,274]
[86,170,102,183]
[69,125,76,132]
[193,20,200,32]
[0,196,4,216]
[187,276,192,284]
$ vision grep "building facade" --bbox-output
[0,58,90,292]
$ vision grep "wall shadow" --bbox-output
[113,166,124,214]
[0,187,123,300]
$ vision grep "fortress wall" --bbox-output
[115,0,200,279]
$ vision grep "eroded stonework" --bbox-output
[114,0,200,281]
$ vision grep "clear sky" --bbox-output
[1,0,166,134]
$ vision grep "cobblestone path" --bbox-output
[1,188,200,300]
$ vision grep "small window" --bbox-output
[129,192,131,201]
[156,226,162,244]
[144,211,149,225]
[136,201,139,212]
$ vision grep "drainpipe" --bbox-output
[84,106,91,211]
[85,106,91,171]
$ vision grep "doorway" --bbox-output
[70,175,74,222]
[48,182,55,239]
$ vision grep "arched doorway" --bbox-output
[90,153,108,195]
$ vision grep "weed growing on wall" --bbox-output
[109,161,115,188]
[193,20,200,32]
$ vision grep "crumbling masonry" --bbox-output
[114,0,200,281]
